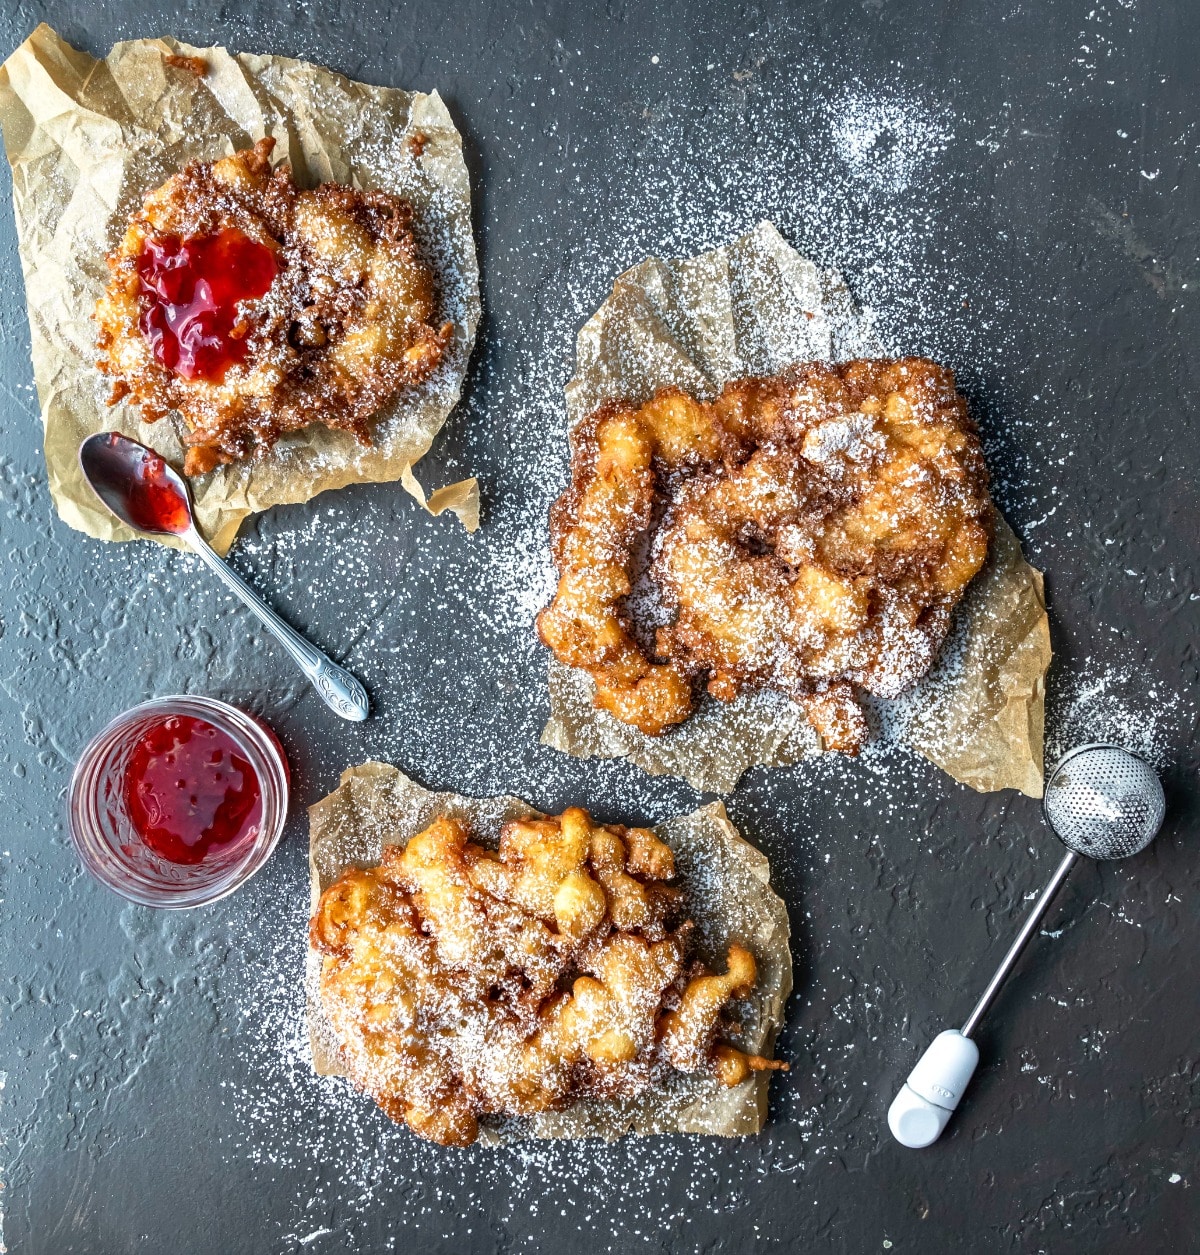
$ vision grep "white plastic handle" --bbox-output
[887,1030,980,1148]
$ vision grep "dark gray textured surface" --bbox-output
[1,2,1197,1252]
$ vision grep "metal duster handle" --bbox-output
[889,745,1166,1150]
[184,529,369,722]
[960,848,1078,1038]
[889,847,1079,1148]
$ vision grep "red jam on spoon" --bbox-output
[136,227,278,382]
[119,442,192,534]
[122,714,263,865]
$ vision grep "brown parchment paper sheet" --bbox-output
[0,24,480,555]
[306,761,793,1142]
[540,221,1052,797]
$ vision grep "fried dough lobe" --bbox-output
[95,138,452,475]
[537,359,992,751]
[311,808,784,1146]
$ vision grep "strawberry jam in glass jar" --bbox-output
[68,696,289,908]
[122,714,263,865]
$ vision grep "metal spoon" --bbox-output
[887,743,1165,1148]
[79,431,369,722]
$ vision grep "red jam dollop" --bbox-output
[136,227,278,382]
[122,715,263,865]
[121,441,191,535]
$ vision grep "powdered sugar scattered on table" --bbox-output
[1046,656,1184,769]
[214,55,1195,1231]
[829,90,953,195]
[47,26,1194,1248]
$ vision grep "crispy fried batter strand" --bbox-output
[95,138,451,476]
[162,53,207,76]
[311,808,784,1146]
[538,359,992,751]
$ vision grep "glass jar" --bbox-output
[67,695,290,908]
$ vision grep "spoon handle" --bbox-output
[184,530,369,722]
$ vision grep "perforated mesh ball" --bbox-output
[1043,744,1165,861]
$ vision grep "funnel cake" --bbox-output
[538,358,992,752]
[95,138,451,476]
[310,807,785,1146]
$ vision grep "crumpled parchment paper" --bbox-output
[540,221,1052,798]
[0,24,480,555]
[307,761,793,1141]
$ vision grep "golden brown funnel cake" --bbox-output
[95,138,451,476]
[310,807,784,1146]
[538,358,992,752]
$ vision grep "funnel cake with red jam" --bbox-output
[95,138,451,476]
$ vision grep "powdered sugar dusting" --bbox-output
[830,89,953,196]
[23,19,1188,1249]
[801,412,887,472]
[1046,655,1188,770]
[211,53,1195,1231]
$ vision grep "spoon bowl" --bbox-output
[79,431,194,537]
